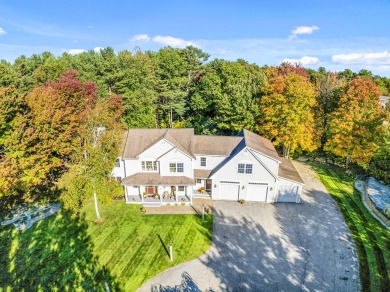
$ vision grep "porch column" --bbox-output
[176,186,178,203]
[160,187,163,202]
[141,186,144,202]
[189,186,192,204]
[125,186,129,202]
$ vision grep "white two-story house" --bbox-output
[112,128,304,206]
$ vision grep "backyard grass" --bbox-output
[313,163,390,292]
[0,201,213,291]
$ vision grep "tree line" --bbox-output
[0,46,389,213]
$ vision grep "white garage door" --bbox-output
[277,185,300,203]
[219,181,240,201]
[247,182,268,202]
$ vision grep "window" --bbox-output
[238,163,253,174]
[200,157,206,167]
[178,186,185,191]
[196,179,202,184]
[169,162,184,173]
[115,159,120,167]
[177,163,184,172]
[142,161,158,172]
[238,163,245,173]
[115,177,121,182]
[245,164,253,174]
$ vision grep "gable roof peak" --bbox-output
[237,129,281,162]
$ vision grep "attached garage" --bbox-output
[219,181,240,201]
[246,182,268,202]
[276,185,300,203]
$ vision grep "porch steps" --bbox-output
[193,194,212,199]
[141,202,163,207]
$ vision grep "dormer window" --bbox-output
[142,161,158,172]
[238,163,253,174]
[115,159,120,167]
[200,157,206,167]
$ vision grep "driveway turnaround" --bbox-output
[139,162,360,291]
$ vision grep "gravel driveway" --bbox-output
[139,162,360,291]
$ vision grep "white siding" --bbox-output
[158,149,193,178]
[210,148,276,202]
[193,155,227,170]
[138,139,174,160]
[126,186,140,196]
[123,159,141,177]
[111,158,125,178]
[251,150,279,176]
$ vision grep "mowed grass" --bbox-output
[313,163,390,292]
[0,201,213,291]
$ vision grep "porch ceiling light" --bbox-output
[214,184,217,188]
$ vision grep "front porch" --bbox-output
[126,194,192,206]
[125,185,192,206]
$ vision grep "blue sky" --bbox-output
[1,0,390,76]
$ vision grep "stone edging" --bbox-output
[1,204,61,231]
[354,180,390,230]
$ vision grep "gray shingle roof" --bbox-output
[278,157,304,184]
[238,129,281,161]
[120,128,303,184]
[122,128,194,158]
[194,135,242,156]
[194,169,212,178]
[121,173,195,186]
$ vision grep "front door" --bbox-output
[146,186,156,195]
[206,179,212,192]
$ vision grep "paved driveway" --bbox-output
[139,162,360,291]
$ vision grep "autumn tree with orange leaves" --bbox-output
[325,78,385,166]
[0,71,98,201]
[258,65,318,158]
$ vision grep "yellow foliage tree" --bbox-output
[258,67,318,157]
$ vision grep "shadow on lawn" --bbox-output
[157,233,170,259]
[191,189,359,291]
[0,210,119,291]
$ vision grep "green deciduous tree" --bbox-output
[115,50,158,128]
[309,69,347,148]
[369,131,390,184]
[61,95,125,218]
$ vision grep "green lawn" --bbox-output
[0,201,213,291]
[313,163,390,292]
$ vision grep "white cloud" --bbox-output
[289,25,319,39]
[129,34,151,42]
[283,56,320,65]
[129,34,198,48]
[0,27,6,35]
[332,51,390,64]
[67,48,86,55]
[93,47,104,53]
[152,35,198,48]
